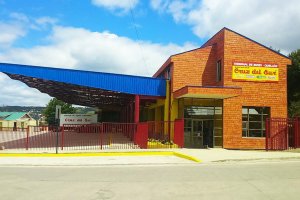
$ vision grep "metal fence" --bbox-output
[266,118,300,150]
[0,126,57,152]
[0,120,184,153]
[147,119,184,149]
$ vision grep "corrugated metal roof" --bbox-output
[0,112,12,118]
[0,112,27,121]
[0,63,166,97]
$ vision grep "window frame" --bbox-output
[242,106,270,138]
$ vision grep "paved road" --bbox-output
[1,161,300,200]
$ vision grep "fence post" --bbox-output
[134,123,138,145]
[271,118,274,150]
[55,122,59,154]
[100,124,103,150]
[61,125,64,150]
[26,126,30,150]
[265,118,269,151]
[285,119,288,150]
[296,117,299,148]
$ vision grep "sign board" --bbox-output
[232,62,278,82]
[60,114,98,125]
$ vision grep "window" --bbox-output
[216,60,222,82]
[165,68,171,80]
[242,107,270,137]
[158,67,171,80]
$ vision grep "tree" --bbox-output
[43,98,77,125]
[288,49,300,117]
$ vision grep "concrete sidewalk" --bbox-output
[176,148,300,163]
[1,148,300,166]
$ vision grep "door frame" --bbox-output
[186,118,215,148]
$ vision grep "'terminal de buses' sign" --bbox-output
[232,62,278,82]
[60,114,98,125]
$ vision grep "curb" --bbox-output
[0,151,201,163]
[173,152,201,163]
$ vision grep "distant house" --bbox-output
[0,112,37,130]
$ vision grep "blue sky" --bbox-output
[0,0,201,48]
[0,0,300,106]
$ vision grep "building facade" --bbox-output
[0,28,291,150]
[145,28,291,149]
[0,112,37,130]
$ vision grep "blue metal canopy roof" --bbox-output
[0,63,166,107]
[0,63,166,97]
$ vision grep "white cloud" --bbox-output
[9,12,30,23]
[0,22,26,48]
[0,13,58,48]
[0,75,50,106]
[35,17,57,25]
[33,17,58,30]
[150,0,300,54]
[91,0,139,13]
[0,13,29,48]
[150,0,170,13]
[0,25,196,106]
[1,26,196,75]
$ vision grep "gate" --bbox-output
[266,118,300,150]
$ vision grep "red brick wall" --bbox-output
[171,46,213,92]
[159,28,291,149]
[171,30,225,92]
[202,29,225,86]
[222,29,291,149]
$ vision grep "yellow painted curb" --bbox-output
[173,152,201,163]
[0,151,201,163]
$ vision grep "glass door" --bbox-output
[184,119,192,148]
[192,119,203,148]
[181,98,223,148]
[203,120,214,148]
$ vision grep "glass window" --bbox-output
[242,107,270,137]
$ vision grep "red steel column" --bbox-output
[135,95,140,123]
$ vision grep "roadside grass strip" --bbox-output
[0,151,201,163]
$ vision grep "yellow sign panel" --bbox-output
[232,62,278,82]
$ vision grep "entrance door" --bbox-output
[202,120,214,148]
[184,119,214,148]
[13,122,17,131]
[191,119,203,148]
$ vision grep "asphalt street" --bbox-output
[1,161,300,200]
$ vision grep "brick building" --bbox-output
[0,28,291,150]
[148,27,291,149]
